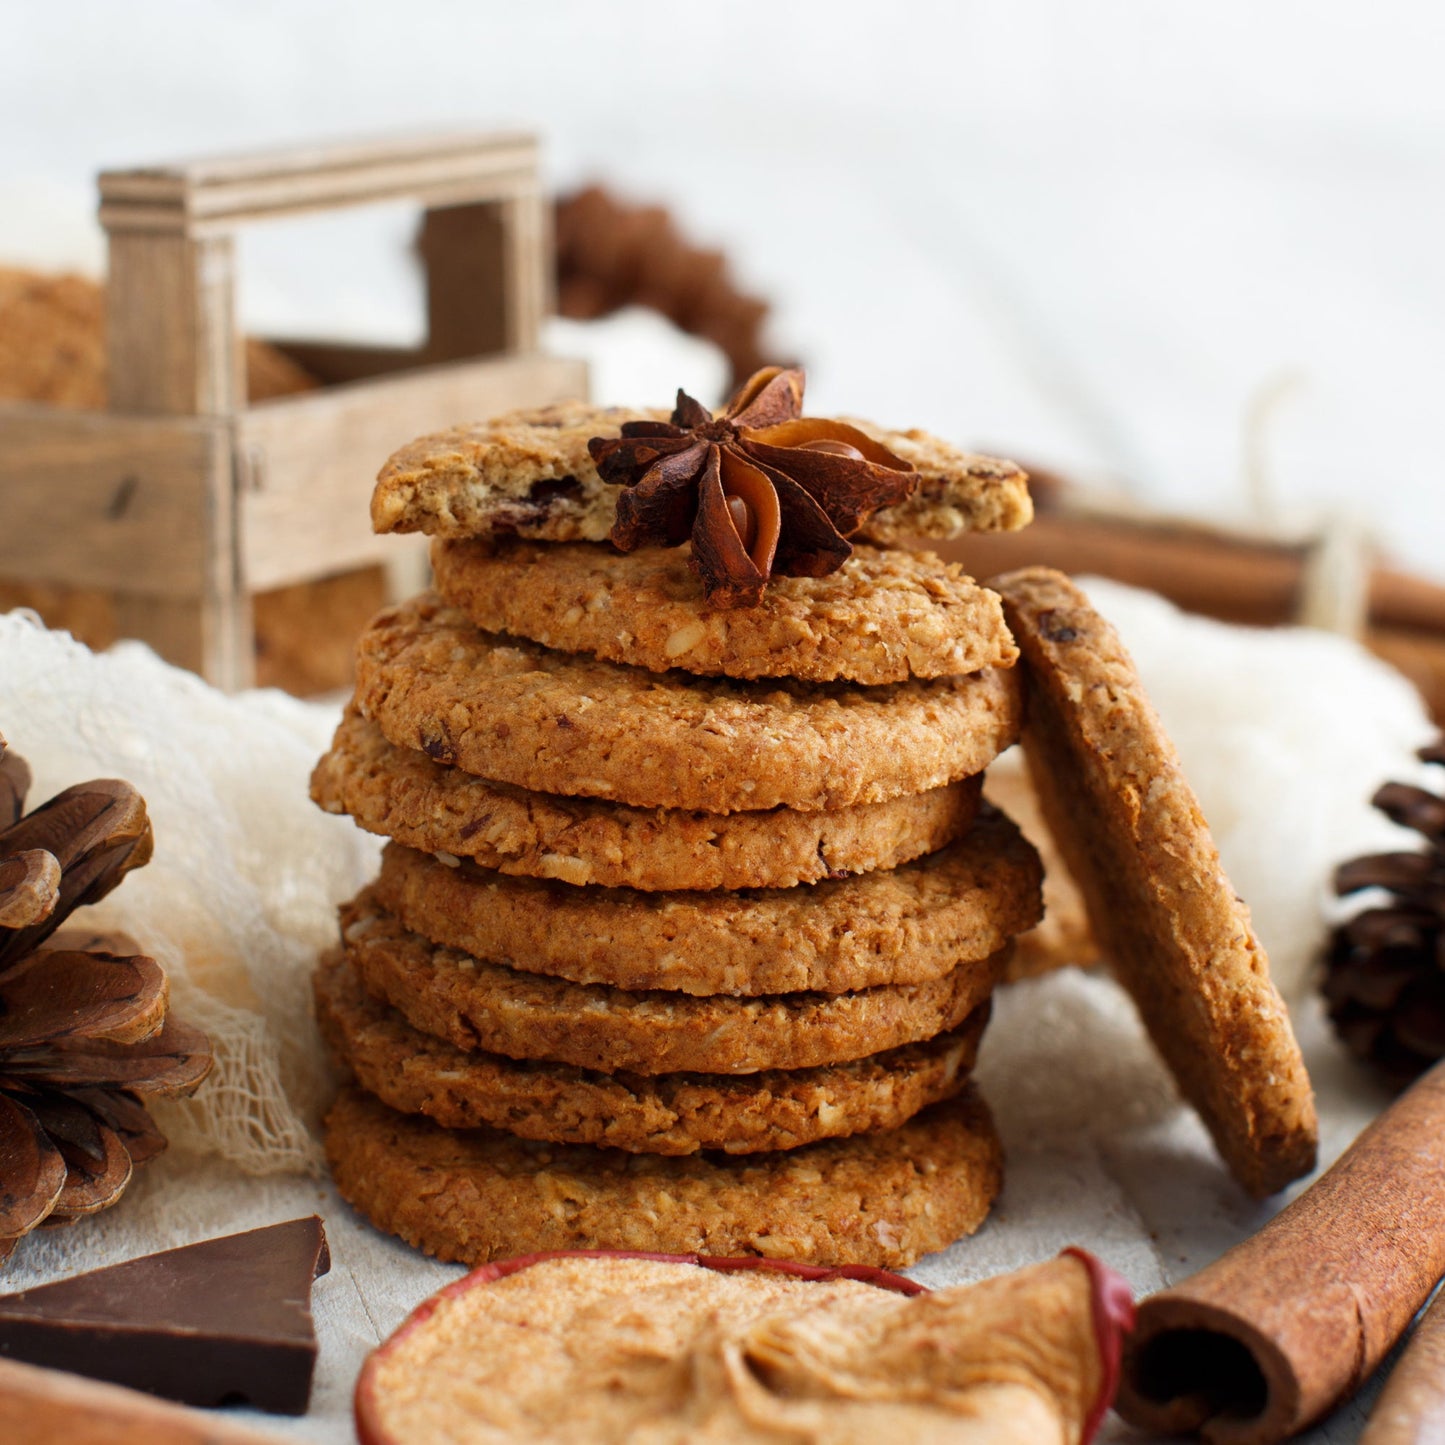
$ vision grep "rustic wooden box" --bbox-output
[0,133,588,689]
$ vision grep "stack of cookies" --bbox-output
[311,373,1046,1269]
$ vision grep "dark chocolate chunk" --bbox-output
[0,1215,330,1414]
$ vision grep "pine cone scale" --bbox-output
[0,1091,66,1236]
[1324,737,1445,1087]
[0,849,61,928]
[0,950,168,1050]
[10,1016,213,1095]
[0,781,153,968]
[37,1096,133,1218]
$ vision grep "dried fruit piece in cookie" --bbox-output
[340,889,1004,1075]
[355,1250,1131,1445]
[353,593,1022,813]
[431,537,1017,683]
[992,565,1317,1197]
[324,1084,1003,1268]
[315,950,986,1155]
[371,810,1041,997]
[311,710,984,891]
[371,402,1030,544]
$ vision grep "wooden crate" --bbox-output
[0,132,588,689]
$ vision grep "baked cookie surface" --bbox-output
[315,950,985,1155]
[353,594,1023,812]
[993,565,1318,1197]
[323,1084,1003,1267]
[340,891,1003,1075]
[312,710,984,891]
[372,809,1041,997]
[430,538,1018,684]
[371,401,1031,544]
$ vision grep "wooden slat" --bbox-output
[99,134,538,232]
[0,1356,286,1445]
[503,187,551,354]
[237,352,588,590]
[418,202,511,359]
[107,231,241,415]
[266,340,429,387]
[0,406,224,596]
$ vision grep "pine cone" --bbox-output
[1322,739,1445,1087]
[0,733,211,1264]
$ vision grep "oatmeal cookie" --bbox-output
[324,1085,1003,1268]
[371,402,1030,544]
[312,710,984,891]
[315,950,986,1155]
[353,594,1023,813]
[340,890,1004,1075]
[430,538,1017,684]
[371,810,1041,997]
[993,565,1318,1197]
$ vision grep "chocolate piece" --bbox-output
[0,1216,329,1414]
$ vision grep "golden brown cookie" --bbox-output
[371,401,1031,544]
[992,566,1318,1197]
[353,594,1023,813]
[371,810,1041,997]
[340,890,1004,1075]
[312,710,985,891]
[323,1084,1003,1267]
[315,950,986,1155]
[430,538,1018,684]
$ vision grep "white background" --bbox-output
[3,1,1443,574]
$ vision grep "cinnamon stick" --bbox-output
[1358,1288,1445,1445]
[942,510,1445,637]
[1115,1060,1445,1445]
[0,1356,285,1445]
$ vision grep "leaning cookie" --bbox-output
[312,710,984,892]
[324,1085,1003,1268]
[992,566,1318,1197]
[371,401,1031,543]
[370,811,1041,997]
[353,593,1022,813]
[430,538,1018,684]
[315,950,986,1156]
[340,889,1004,1076]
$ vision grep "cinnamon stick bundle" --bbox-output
[1115,1062,1445,1445]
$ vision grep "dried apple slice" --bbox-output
[356,1247,1133,1445]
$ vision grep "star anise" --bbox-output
[0,732,212,1264]
[588,366,917,607]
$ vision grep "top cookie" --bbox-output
[430,538,1018,684]
[992,566,1318,1197]
[371,401,1032,544]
